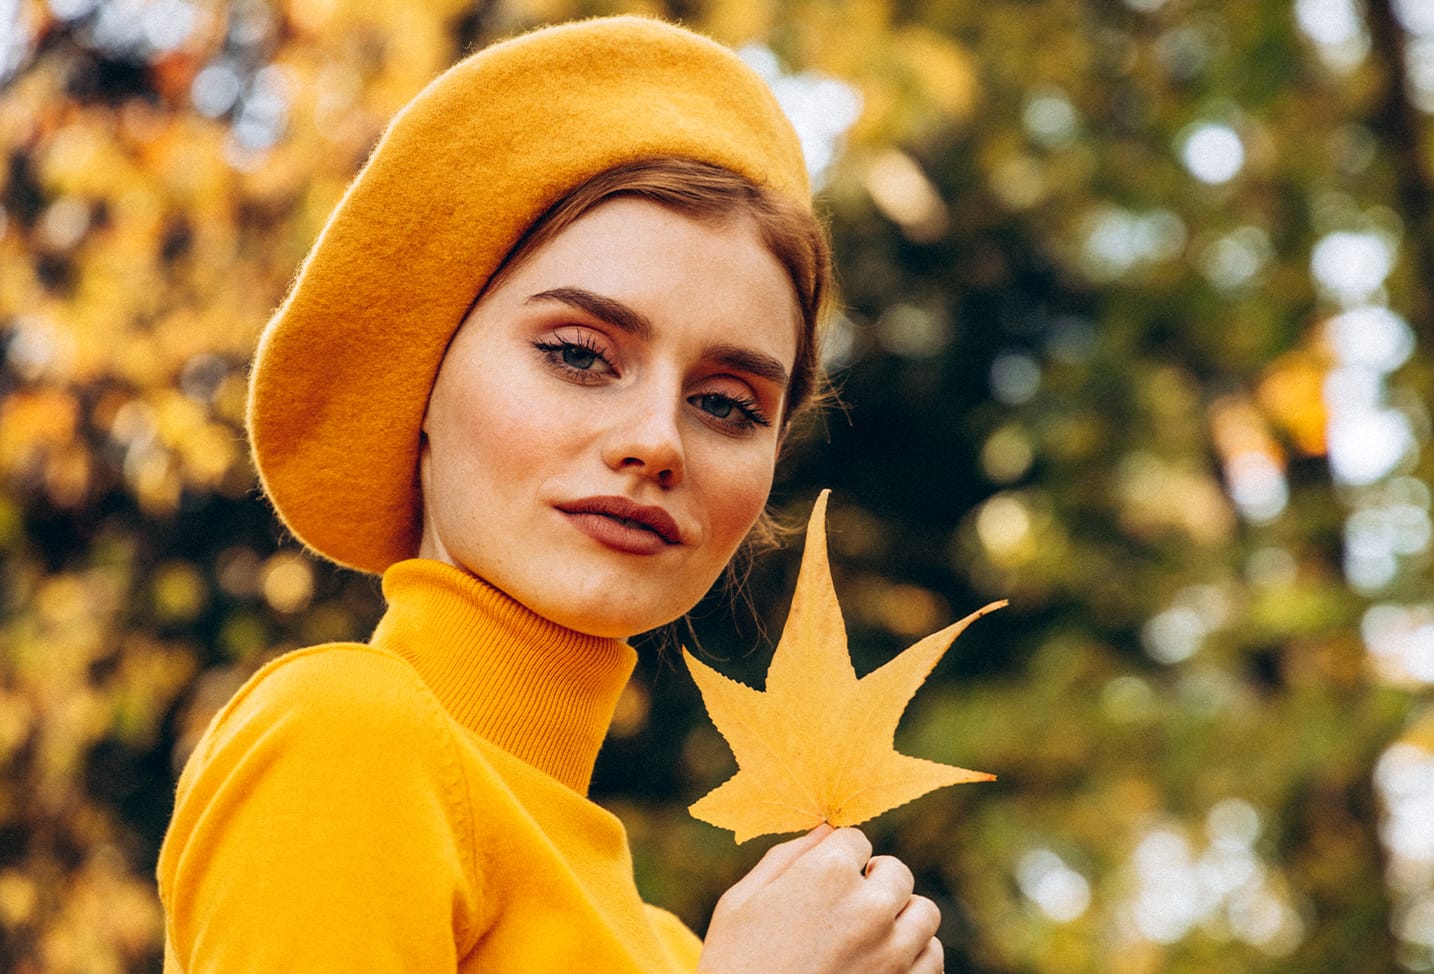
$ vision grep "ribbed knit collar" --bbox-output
[369,558,637,795]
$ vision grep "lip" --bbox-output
[557,496,683,554]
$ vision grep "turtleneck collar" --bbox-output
[369,558,637,795]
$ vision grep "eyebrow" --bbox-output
[528,287,652,339]
[702,343,791,387]
[526,286,791,389]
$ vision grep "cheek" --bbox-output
[423,405,528,543]
[439,372,564,468]
[702,450,777,550]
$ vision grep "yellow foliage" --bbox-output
[1210,395,1284,464]
[1116,452,1237,547]
[889,25,980,120]
[38,118,129,198]
[38,849,163,974]
[260,551,316,614]
[0,388,78,471]
[150,561,209,624]
[112,637,201,747]
[1258,346,1330,456]
[0,689,36,762]
[851,576,951,640]
[703,0,779,44]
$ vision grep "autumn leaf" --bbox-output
[684,490,1002,843]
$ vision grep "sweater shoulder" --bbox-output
[196,642,442,756]
[180,642,477,852]
[177,641,479,874]
[161,642,486,965]
[228,640,426,710]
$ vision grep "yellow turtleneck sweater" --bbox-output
[157,558,703,972]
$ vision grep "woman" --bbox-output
[158,16,944,974]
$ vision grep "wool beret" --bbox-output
[247,16,812,574]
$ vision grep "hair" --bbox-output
[481,158,834,437]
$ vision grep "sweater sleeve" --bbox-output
[157,645,483,972]
[644,904,704,972]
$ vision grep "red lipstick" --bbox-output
[558,496,682,554]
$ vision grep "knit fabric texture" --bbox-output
[247,16,811,573]
[157,558,702,972]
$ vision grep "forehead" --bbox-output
[493,198,801,360]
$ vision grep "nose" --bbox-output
[601,394,685,487]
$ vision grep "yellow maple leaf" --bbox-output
[684,490,1003,843]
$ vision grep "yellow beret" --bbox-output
[247,16,811,574]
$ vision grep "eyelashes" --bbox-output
[532,334,613,383]
[530,335,773,433]
[689,390,771,431]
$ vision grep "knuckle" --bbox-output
[833,826,873,860]
[708,889,740,922]
[811,829,871,878]
[907,895,942,935]
[920,936,945,973]
[855,880,910,921]
[869,854,914,884]
[863,855,917,910]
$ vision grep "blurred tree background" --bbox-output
[3,0,1434,970]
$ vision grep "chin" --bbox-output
[553,605,683,641]
[534,586,698,641]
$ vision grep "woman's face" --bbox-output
[418,198,800,638]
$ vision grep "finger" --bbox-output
[910,936,945,974]
[895,894,943,949]
[864,855,916,894]
[735,824,833,890]
[819,826,874,870]
[898,894,942,933]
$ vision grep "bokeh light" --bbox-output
[876,302,950,358]
[1311,231,1396,306]
[1363,604,1434,685]
[740,45,863,188]
[1377,736,1434,965]
[1079,205,1187,280]
[1142,585,1232,665]
[1121,802,1302,954]
[1198,225,1273,290]
[1022,86,1080,150]
[989,351,1041,405]
[1179,122,1245,185]
[1017,848,1092,923]
[1295,0,1370,71]
[864,149,950,241]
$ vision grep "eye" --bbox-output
[532,332,616,383]
[560,344,600,371]
[689,390,771,433]
[696,393,734,418]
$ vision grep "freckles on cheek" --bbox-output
[713,458,776,540]
[456,380,552,441]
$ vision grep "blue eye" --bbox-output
[532,335,614,382]
[696,393,734,418]
[561,345,600,370]
[689,390,770,433]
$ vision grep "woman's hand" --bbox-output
[697,825,944,974]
